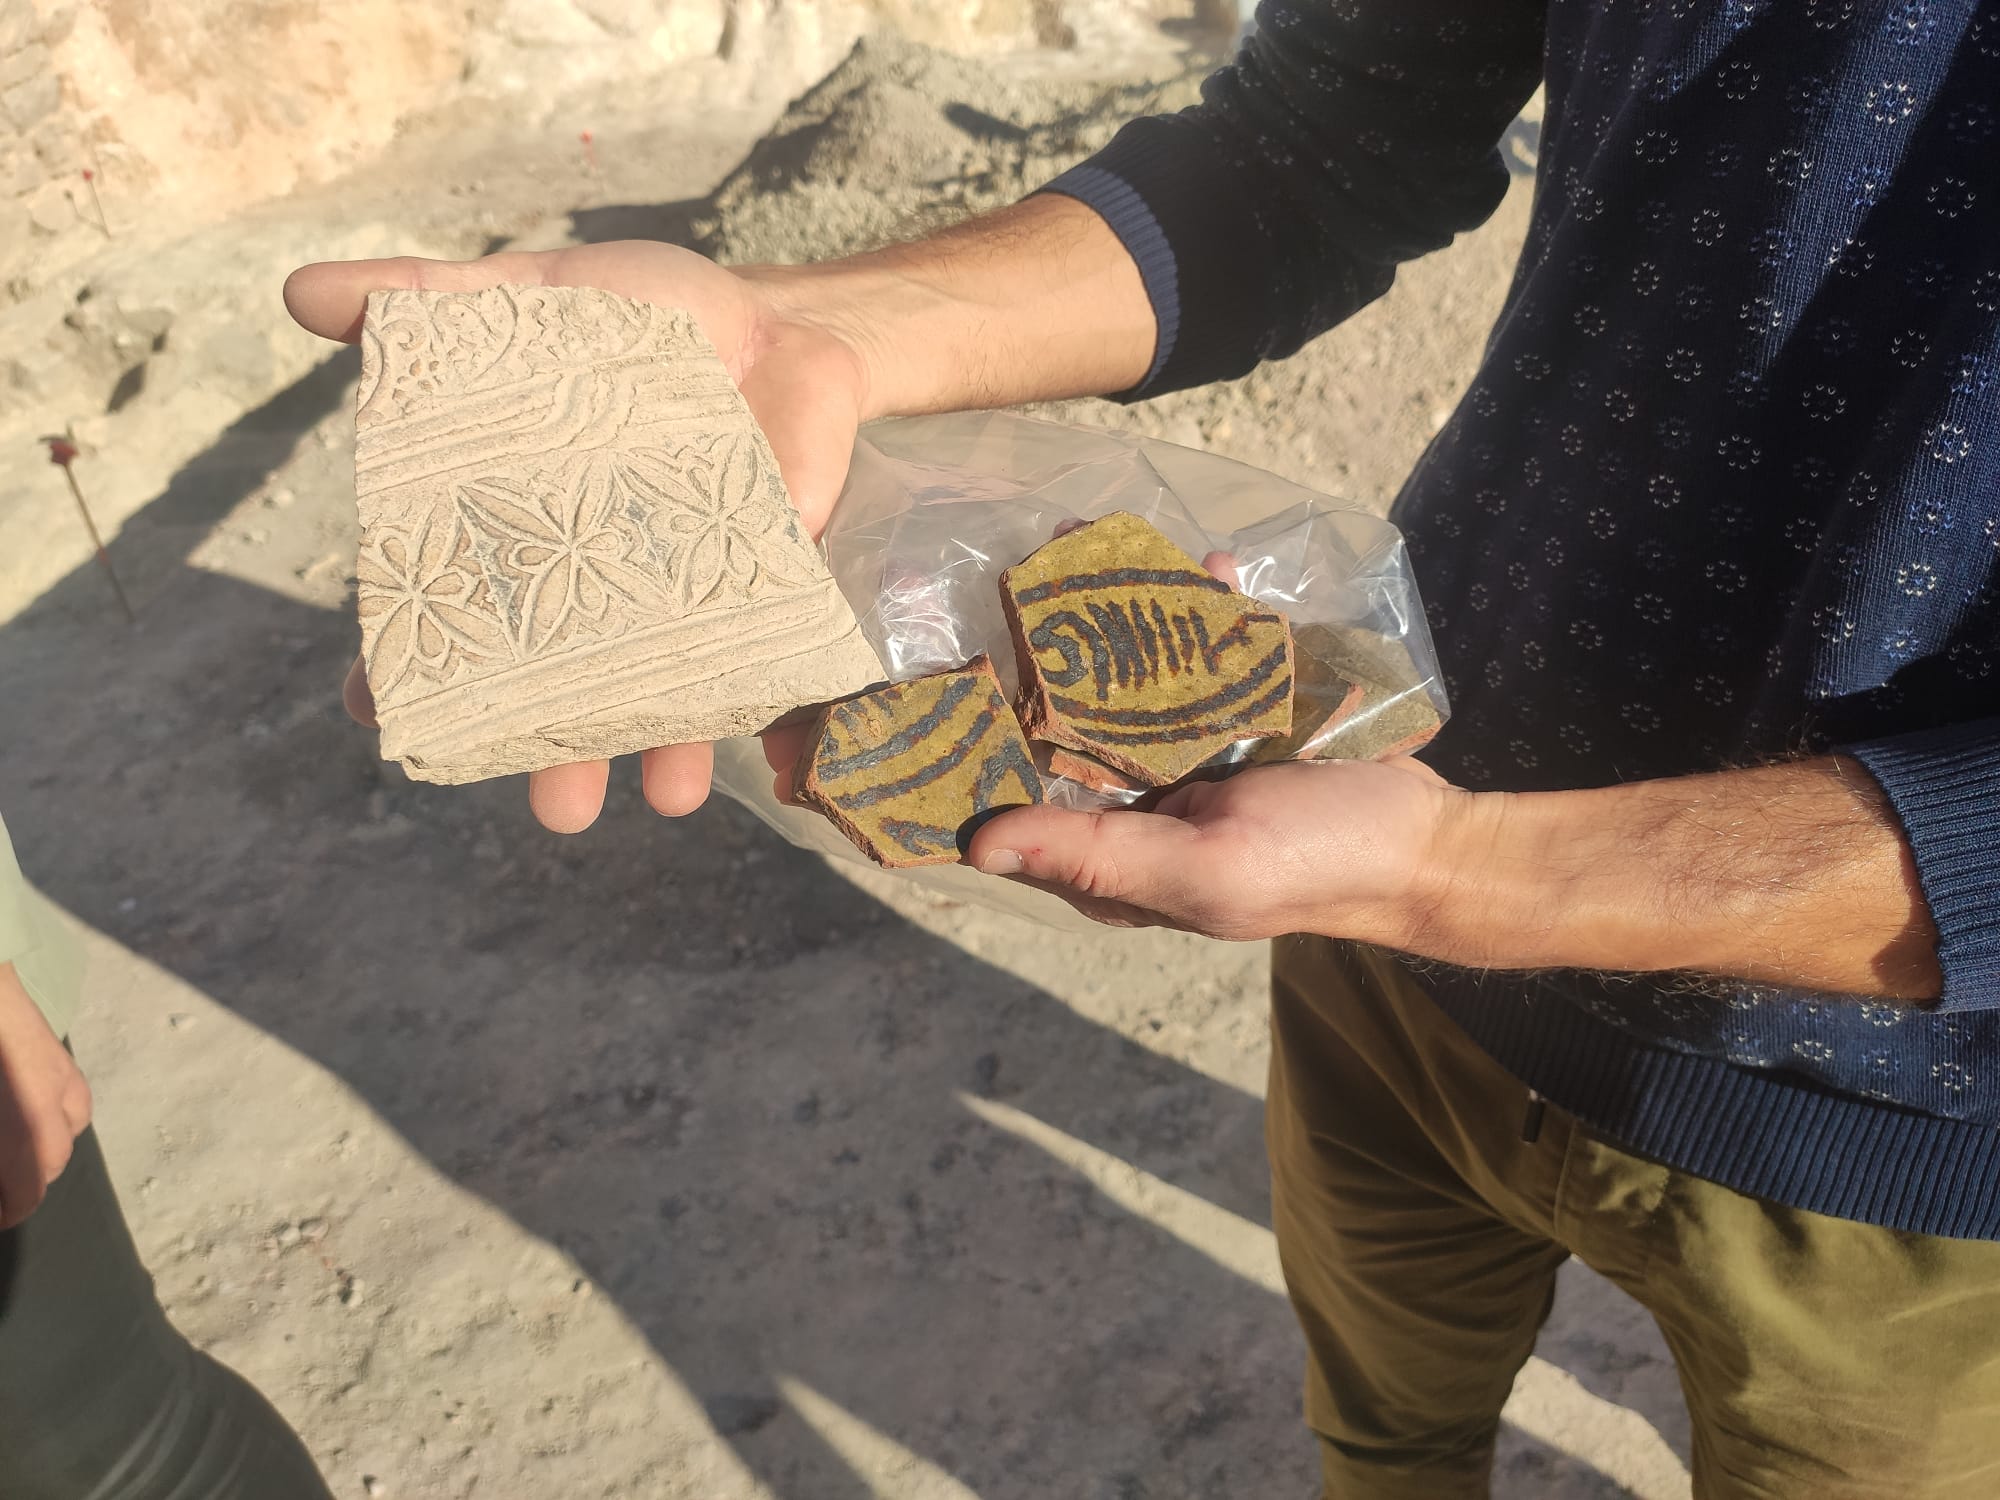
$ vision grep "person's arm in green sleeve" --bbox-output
[0,813,84,1040]
[0,814,93,1228]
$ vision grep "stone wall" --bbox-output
[0,0,1189,293]
[3,0,472,279]
[0,1,80,266]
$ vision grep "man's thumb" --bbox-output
[967,805,1200,905]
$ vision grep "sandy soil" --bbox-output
[0,35,1693,1500]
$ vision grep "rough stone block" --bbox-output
[1003,512,1293,787]
[23,176,68,232]
[0,39,45,90]
[0,139,40,196]
[0,1,37,54]
[0,199,25,259]
[0,70,56,130]
[37,5,74,47]
[27,118,79,172]
[794,655,1040,868]
[354,284,884,784]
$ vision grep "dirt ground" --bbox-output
[1,33,1694,1500]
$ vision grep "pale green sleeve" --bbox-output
[0,813,83,1039]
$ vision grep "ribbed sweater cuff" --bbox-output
[1034,162,1179,398]
[1847,720,2000,1011]
[1034,119,1273,400]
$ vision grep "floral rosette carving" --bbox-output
[513,287,654,373]
[358,289,521,425]
[355,511,509,706]
[454,462,670,658]
[635,432,824,608]
[350,284,885,781]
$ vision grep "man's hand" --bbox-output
[971,754,1941,1003]
[0,961,91,1231]
[286,196,1155,834]
[966,758,1460,940]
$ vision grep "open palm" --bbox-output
[284,241,873,832]
[964,756,1461,943]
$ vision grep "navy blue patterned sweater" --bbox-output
[1046,0,2000,1236]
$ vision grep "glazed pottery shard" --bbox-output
[1043,744,1143,796]
[1252,622,1442,764]
[794,656,1042,868]
[1003,512,1294,786]
[351,284,883,785]
[1040,742,1238,798]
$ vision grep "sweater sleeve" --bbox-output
[1846,720,2000,1011]
[1036,0,1546,399]
[0,814,82,1039]
[0,816,36,974]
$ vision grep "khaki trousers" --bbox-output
[1269,937,2000,1499]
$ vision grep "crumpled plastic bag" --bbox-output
[711,411,1446,927]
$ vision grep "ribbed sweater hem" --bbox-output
[1846,723,2000,1011]
[1034,163,1180,394]
[1420,970,2000,1240]
[1035,121,1275,399]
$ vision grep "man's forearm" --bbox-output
[740,194,1156,419]
[1408,757,1942,1001]
[734,199,1947,1002]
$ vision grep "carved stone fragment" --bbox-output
[794,656,1041,868]
[352,285,883,784]
[1002,512,1293,787]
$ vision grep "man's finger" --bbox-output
[738,355,859,536]
[640,743,714,818]
[1202,550,1241,590]
[965,804,1205,912]
[283,252,561,344]
[528,760,612,834]
[60,1072,91,1138]
[0,1183,35,1232]
[0,1130,44,1231]
[761,721,814,776]
[342,655,378,728]
[33,1121,73,1188]
[0,1171,29,1231]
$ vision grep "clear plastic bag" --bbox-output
[710,411,1446,926]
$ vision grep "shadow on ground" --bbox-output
[1,349,1672,1498]
[569,197,706,249]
